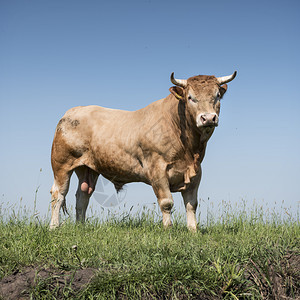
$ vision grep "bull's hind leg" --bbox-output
[50,169,72,229]
[75,166,99,223]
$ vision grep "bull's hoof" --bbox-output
[49,223,59,230]
[187,225,197,232]
[162,219,172,228]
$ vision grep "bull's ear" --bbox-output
[169,86,185,100]
[219,84,228,98]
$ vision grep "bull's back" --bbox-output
[55,105,136,144]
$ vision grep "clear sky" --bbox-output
[1,0,299,221]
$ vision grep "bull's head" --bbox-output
[169,71,237,128]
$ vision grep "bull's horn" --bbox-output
[217,71,237,85]
[170,72,187,88]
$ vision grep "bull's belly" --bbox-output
[101,169,148,185]
[92,155,149,188]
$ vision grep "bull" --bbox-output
[50,71,237,231]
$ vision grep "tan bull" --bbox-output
[50,71,237,231]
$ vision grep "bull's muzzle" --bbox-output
[197,113,219,127]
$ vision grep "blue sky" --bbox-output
[0,0,299,221]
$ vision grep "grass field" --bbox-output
[0,202,299,299]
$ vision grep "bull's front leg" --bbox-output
[181,168,201,232]
[150,167,173,228]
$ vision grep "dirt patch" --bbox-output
[245,251,300,299]
[0,267,97,300]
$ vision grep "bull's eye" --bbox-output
[217,92,221,98]
[188,95,197,103]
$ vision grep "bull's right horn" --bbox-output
[217,71,237,85]
[170,72,187,88]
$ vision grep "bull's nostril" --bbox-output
[199,114,218,126]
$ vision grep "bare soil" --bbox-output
[244,251,300,299]
[0,267,97,299]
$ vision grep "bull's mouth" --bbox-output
[195,124,217,135]
[199,123,218,129]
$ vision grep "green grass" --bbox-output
[0,204,299,299]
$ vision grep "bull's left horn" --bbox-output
[170,72,187,88]
[217,71,237,85]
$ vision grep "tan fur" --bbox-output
[50,73,236,230]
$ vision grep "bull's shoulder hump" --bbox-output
[135,97,171,114]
